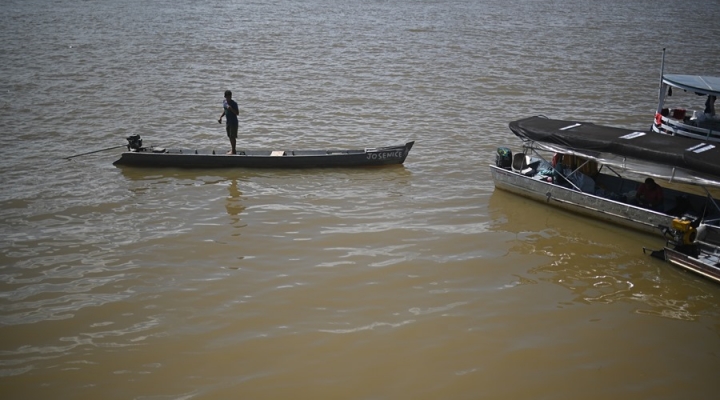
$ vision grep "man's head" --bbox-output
[224,90,232,99]
[645,178,656,188]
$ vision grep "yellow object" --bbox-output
[671,218,692,232]
[671,218,697,244]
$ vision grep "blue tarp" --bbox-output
[663,74,720,96]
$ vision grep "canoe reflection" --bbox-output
[226,179,245,219]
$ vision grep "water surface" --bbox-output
[2,0,720,399]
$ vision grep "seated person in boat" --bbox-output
[546,153,596,193]
[696,95,720,128]
[635,178,664,211]
[705,95,716,117]
[667,195,695,217]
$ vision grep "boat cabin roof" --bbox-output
[663,74,720,97]
[509,116,720,189]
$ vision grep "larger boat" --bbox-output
[652,49,720,142]
[491,115,720,283]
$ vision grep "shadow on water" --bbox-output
[487,189,720,319]
[113,163,412,182]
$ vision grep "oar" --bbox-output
[65,144,126,160]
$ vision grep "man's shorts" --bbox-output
[226,124,238,139]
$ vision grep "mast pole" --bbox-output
[657,48,667,114]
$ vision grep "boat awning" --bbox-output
[663,74,720,97]
[508,116,720,188]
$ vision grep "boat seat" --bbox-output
[511,154,535,176]
[511,153,528,172]
[698,225,720,247]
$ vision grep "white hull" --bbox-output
[652,114,720,143]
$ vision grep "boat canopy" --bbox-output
[508,116,720,188]
[662,74,720,97]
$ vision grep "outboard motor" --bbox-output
[496,147,512,169]
[126,134,143,151]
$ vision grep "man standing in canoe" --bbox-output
[218,90,239,154]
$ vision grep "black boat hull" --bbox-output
[113,141,414,169]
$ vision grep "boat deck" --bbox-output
[159,148,368,156]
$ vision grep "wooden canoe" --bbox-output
[113,135,414,169]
